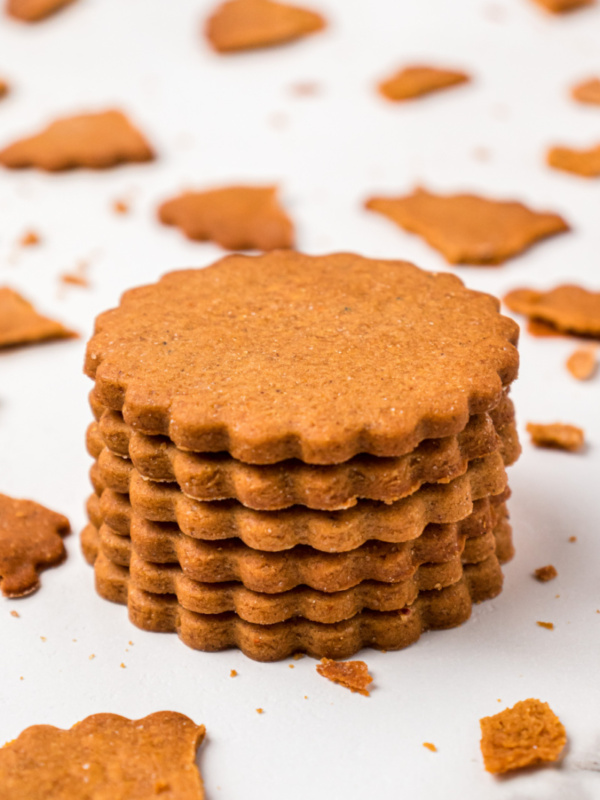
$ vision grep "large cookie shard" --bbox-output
[504,284,600,337]
[571,77,600,105]
[378,65,469,102]
[0,711,205,798]
[205,0,326,53]
[365,188,569,265]
[547,143,600,177]
[6,0,76,22]
[158,186,295,251]
[480,699,566,774]
[0,493,70,597]
[84,252,519,464]
[0,110,154,171]
[530,0,593,11]
[0,287,77,348]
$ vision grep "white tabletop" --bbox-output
[0,1,599,797]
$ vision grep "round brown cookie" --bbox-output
[85,252,519,464]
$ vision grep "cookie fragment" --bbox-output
[378,65,469,102]
[530,0,593,11]
[571,77,600,105]
[316,658,373,695]
[533,565,557,582]
[480,699,566,773]
[365,188,568,265]
[0,711,205,797]
[19,230,40,247]
[504,285,600,337]
[6,0,76,21]
[0,493,70,597]
[158,186,294,251]
[566,347,597,380]
[0,79,9,98]
[526,422,585,452]
[0,287,77,349]
[205,0,326,53]
[547,143,600,177]
[0,110,154,171]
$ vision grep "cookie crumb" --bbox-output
[19,230,40,247]
[10,610,19,618]
[572,77,600,106]
[120,663,126,668]
[40,636,46,642]
[566,347,597,381]
[534,565,558,582]
[113,199,130,214]
[289,81,319,96]
[289,664,295,669]
[569,536,577,543]
[316,658,373,696]
[537,621,554,630]
[256,708,264,714]
[527,422,584,452]
[129,641,133,646]
[60,261,90,288]
[293,653,305,661]
[480,698,566,774]
[423,742,437,752]
[89,654,95,660]
[230,669,237,677]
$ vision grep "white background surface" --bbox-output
[1,0,599,797]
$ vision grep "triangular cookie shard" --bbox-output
[6,0,77,22]
[0,110,155,171]
[158,186,295,251]
[0,287,77,348]
[0,493,70,597]
[0,712,205,798]
[365,188,569,265]
[205,0,326,53]
[379,66,469,102]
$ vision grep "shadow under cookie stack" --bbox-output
[81,252,521,662]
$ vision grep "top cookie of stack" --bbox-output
[83,251,520,660]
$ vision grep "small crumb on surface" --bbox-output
[289,664,295,669]
[120,663,126,668]
[423,742,437,752]
[293,653,305,660]
[40,636,46,642]
[289,81,319,96]
[60,261,90,288]
[566,347,597,381]
[10,610,19,618]
[569,536,577,543]
[527,422,585,452]
[89,654,95,660]
[537,621,554,630]
[113,199,130,214]
[256,708,264,714]
[534,565,558,582]
[230,669,237,677]
[19,230,40,247]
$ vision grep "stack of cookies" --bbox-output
[81,252,520,661]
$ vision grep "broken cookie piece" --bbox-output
[378,65,469,102]
[533,565,558,582]
[365,188,568,265]
[0,711,205,797]
[158,185,295,251]
[571,77,600,105]
[0,110,155,171]
[480,698,566,774]
[0,79,9,98]
[0,287,77,348]
[531,0,594,11]
[504,285,600,337]
[526,422,585,452]
[316,658,373,696]
[0,493,70,597]
[547,143,600,177]
[566,347,597,380]
[205,0,326,53]
[6,0,77,22]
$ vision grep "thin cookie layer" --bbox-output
[365,188,568,265]
[504,284,600,337]
[379,65,469,102]
[0,287,77,348]
[0,712,205,798]
[205,0,326,53]
[85,252,519,463]
[91,452,509,552]
[92,556,504,661]
[547,143,600,177]
[85,510,511,623]
[88,393,517,510]
[0,493,70,597]
[0,110,154,171]
[93,499,509,593]
[158,186,295,251]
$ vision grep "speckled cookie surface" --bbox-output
[85,252,519,464]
